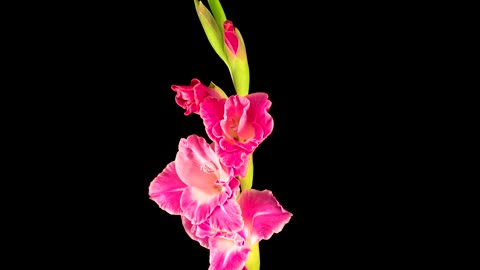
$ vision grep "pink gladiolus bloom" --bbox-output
[149,134,239,226]
[224,20,239,56]
[171,78,226,116]
[182,189,292,270]
[200,92,274,177]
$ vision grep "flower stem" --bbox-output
[245,242,260,270]
[239,155,253,191]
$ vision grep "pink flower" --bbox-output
[200,92,274,177]
[171,78,227,116]
[182,189,292,270]
[149,134,239,225]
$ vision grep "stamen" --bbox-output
[200,160,218,173]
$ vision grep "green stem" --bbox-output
[239,155,253,191]
[245,242,260,270]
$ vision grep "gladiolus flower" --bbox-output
[171,78,227,116]
[182,189,292,270]
[200,92,273,177]
[149,134,239,226]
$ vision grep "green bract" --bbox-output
[207,0,227,32]
[194,0,228,65]
[229,27,249,96]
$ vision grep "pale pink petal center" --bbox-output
[175,135,228,194]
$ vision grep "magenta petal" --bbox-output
[182,216,210,248]
[224,95,254,142]
[238,189,293,243]
[201,97,226,141]
[171,79,199,115]
[208,236,250,270]
[208,198,244,233]
[221,95,253,142]
[215,146,249,177]
[246,92,273,139]
[181,186,229,224]
[194,81,224,102]
[148,162,187,215]
[193,220,216,240]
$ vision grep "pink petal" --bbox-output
[192,219,216,240]
[194,81,224,102]
[208,236,250,270]
[171,79,199,115]
[221,95,254,142]
[208,198,244,233]
[182,215,210,248]
[175,135,230,193]
[182,180,242,248]
[148,162,187,215]
[189,211,242,243]
[245,92,273,140]
[201,97,226,142]
[181,185,230,225]
[215,146,249,177]
[238,189,292,244]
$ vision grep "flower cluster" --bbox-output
[148,1,292,270]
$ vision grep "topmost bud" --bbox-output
[194,0,250,96]
[223,20,250,96]
[223,20,239,55]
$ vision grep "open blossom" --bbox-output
[148,134,240,226]
[171,78,227,116]
[182,189,292,270]
[200,92,274,177]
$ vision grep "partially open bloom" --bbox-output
[200,92,274,177]
[224,20,239,57]
[182,189,292,270]
[222,20,250,97]
[149,134,239,225]
[171,78,227,116]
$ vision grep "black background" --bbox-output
[11,1,418,268]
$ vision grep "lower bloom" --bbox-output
[182,189,292,270]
